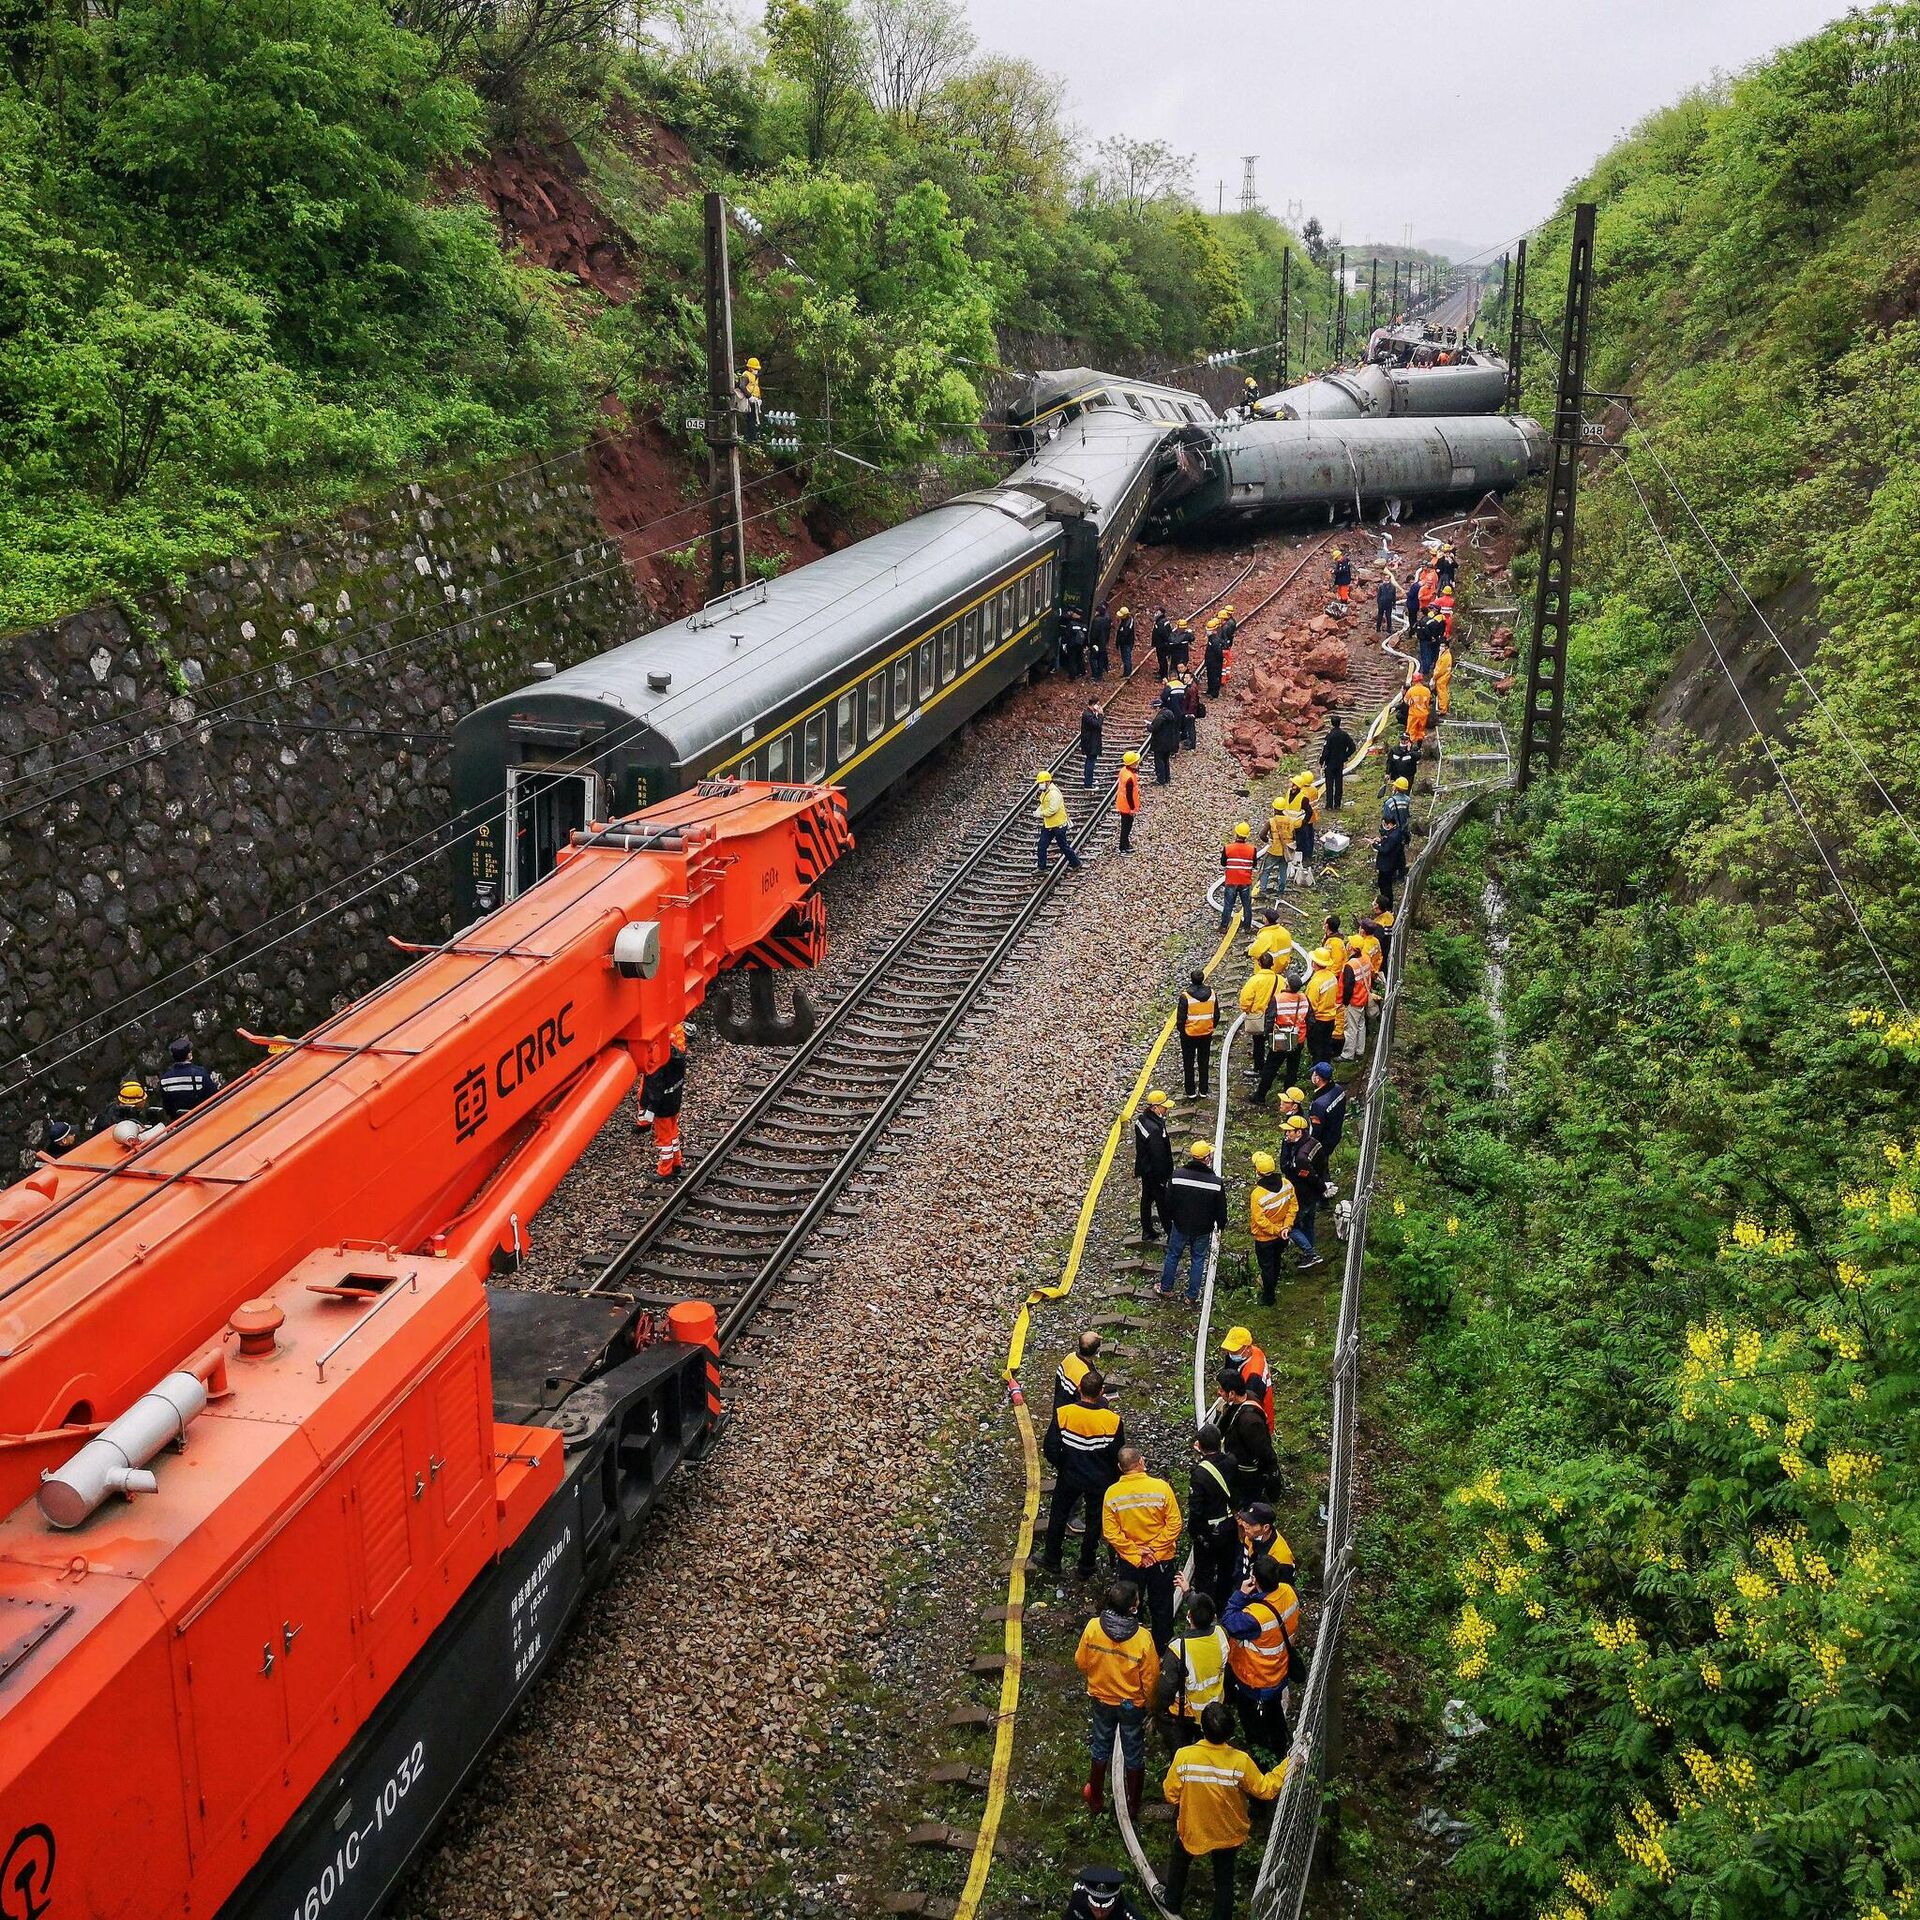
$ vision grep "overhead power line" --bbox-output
[1612,450,1909,1013]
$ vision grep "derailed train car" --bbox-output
[1162,413,1547,531]
[1253,356,1509,421]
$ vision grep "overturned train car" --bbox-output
[1254,356,1509,421]
[1163,414,1547,531]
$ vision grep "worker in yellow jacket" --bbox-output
[1247,908,1292,973]
[1103,1444,1183,1647]
[1303,946,1342,1067]
[1238,952,1282,1093]
[1075,1580,1161,1819]
[1247,1151,1298,1307]
[1433,639,1454,718]
[1162,1701,1299,1920]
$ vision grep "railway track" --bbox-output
[573,560,1271,1345]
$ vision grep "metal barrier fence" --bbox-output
[1249,731,1509,1918]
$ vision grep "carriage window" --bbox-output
[766,731,791,783]
[1017,574,1031,623]
[893,655,914,715]
[736,755,757,782]
[919,637,935,692]
[835,691,858,761]
[940,624,957,682]
[865,672,885,739]
[1001,587,1015,637]
[966,607,982,665]
[802,713,825,780]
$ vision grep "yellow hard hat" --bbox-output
[746,357,761,370]
[1394,776,1410,791]
[1035,769,1052,784]
[1118,606,1130,616]
[1189,1139,1213,1159]
[1122,750,1140,766]
[118,1078,146,1105]
[1224,605,1235,613]
[1311,946,1333,967]
[1271,797,1287,811]
[1234,822,1252,838]
[671,1023,689,1048]
[1332,548,1344,558]
[1283,1086,1307,1104]
[1250,1151,1276,1175]
[1147,1089,1172,1108]
[1222,1325,1253,1352]
[1284,1114,1309,1132]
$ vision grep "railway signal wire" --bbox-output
[1620,404,1920,860]
[1610,449,1911,1014]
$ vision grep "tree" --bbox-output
[1085,135,1193,219]
[765,0,869,166]
[861,0,972,125]
[1301,215,1326,265]
[922,55,1071,197]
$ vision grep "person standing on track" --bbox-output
[1152,608,1174,678]
[1188,1426,1238,1602]
[1331,548,1352,609]
[1181,675,1201,750]
[1043,1368,1125,1581]
[1080,699,1105,789]
[1258,975,1309,1105]
[1203,620,1226,698]
[1161,1141,1227,1304]
[1034,769,1082,873]
[1171,622,1193,676]
[1177,970,1219,1097]
[1089,601,1112,681]
[1375,572,1399,635]
[1149,698,1181,785]
[1116,605,1136,677]
[1115,749,1141,850]
[1319,712,1354,812]
[1061,608,1087,678]
[1258,798,1292,906]
[1103,1444,1183,1648]
[1133,1087,1175,1241]
[637,1022,689,1179]
[1161,1702,1297,1920]
[1219,823,1256,932]
[1074,1578,1160,1819]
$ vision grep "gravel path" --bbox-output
[395,530,1328,1920]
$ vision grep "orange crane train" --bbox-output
[0,777,850,1920]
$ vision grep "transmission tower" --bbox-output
[1239,157,1259,215]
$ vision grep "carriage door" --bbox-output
[505,765,600,901]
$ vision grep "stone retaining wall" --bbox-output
[0,448,649,1151]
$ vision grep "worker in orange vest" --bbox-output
[1331,549,1352,606]
[1115,749,1141,851]
[1177,969,1219,1098]
[1439,584,1456,639]
[637,1023,688,1178]
[1220,822,1257,931]
[1223,1554,1303,1760]
[1220,1326,1273,1424]
[1405,673,1433,747]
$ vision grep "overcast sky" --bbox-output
[958,0,1863,255]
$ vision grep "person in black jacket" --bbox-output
[1042,1368,1126,1579]
[1152,608,1173,678]
[1080,700,1105,788]
[1089,602,1112,681]
[1148,702,1181,785]
[1375,817,1409,910]
[1062,1865,1149,1920]
[1384,732,1419,792]
[1133,1089,1174,1241]
[1279,1119,1327,1268]
[638,1022,689,1178]
[1307,1061,1349,1159]
[1375,573,1399,634]
[1188,1424,1239,1602]
[1180,676,1201,750]
[1203,624,1226,698]
[1318,713,1355,812]
[1160,1139,1227,1304]
[1217,1372,1278,1507]
[157,1036,222,1120]
[1115,607,1137,677]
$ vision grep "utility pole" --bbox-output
[1279,249,1291,387]
[1391,258,1401,319]
[1369,257,1379,335]
[1517,203,1596,791]
[702,190,747,598]
[1335,250,1347,362]
[1504,237,1529,411]
[1240,156,1258,215]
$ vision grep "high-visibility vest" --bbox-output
[1268,989,1309,1042]
[1183,992,1217,1038]
[1348,954,1373,1008]
[1056,1349,1091,1403]
[1116,767,1140,815]
[1223,840,1257,885]
[1227,1586,1301,1692]
[1173,1627,1231,1719]
[1249,1177,1297,1243]
[1267,812,1296,855]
